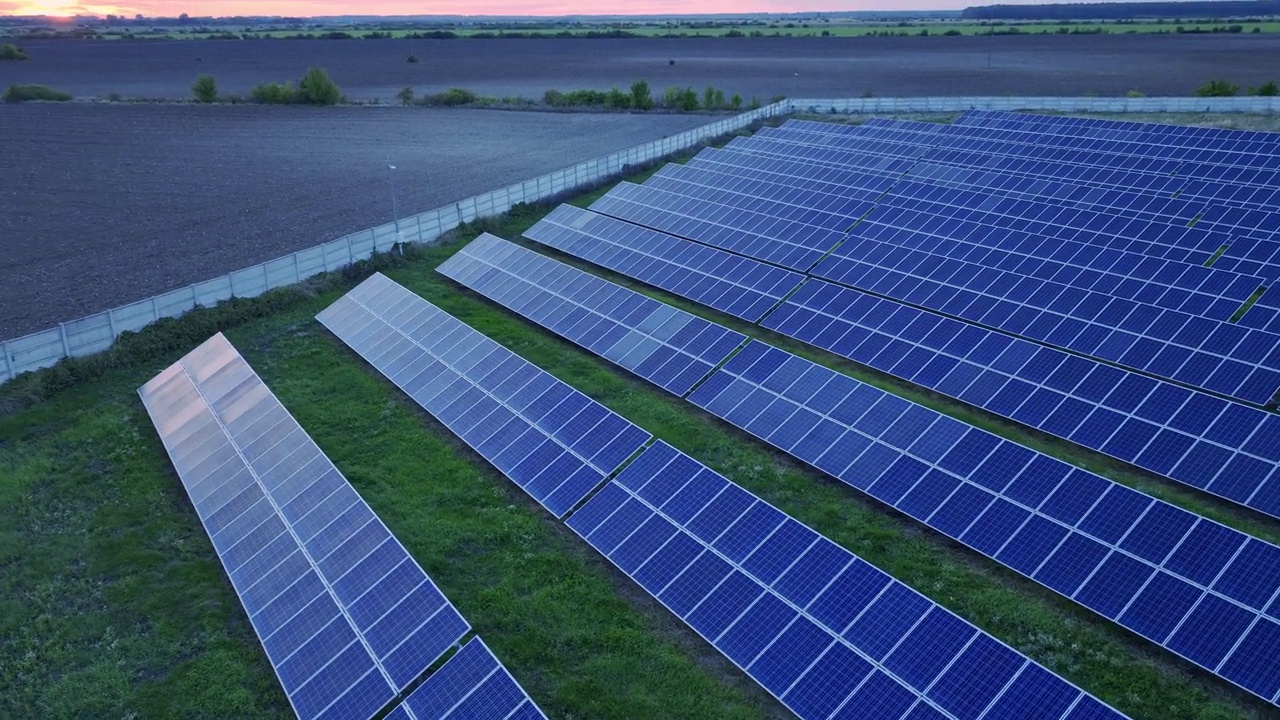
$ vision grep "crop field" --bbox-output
[6,34,1280,102]
[0,104,709,339]
[3,153,1280,719]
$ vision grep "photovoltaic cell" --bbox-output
[523,204,805,323]
[687,340,1280,705]
[316,272,650,517]
[437,233,747,397]
[568,440,1125,720]
[444,222,1280,703]
[138,333,470,720]
[762,279,1280,519]
[589,181,853,271]
[391,637,546,720]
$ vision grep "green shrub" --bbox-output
[543,88,607,107]
[630,80,653,110]
[1254,80,1279,96]
[419,87,477,106]
[298,66,341,105]
[1196,79,1239,96]
[191,74,218,103]
[406,53,419,63]
[730,93,742,110]
[0,43,28,60]
[703,86,724,110]
[662,86,699,111]
[1126,89,1145,98]
[249,81,296,104]
[3,84,72,103]
[396,86,414,105]
[604,86,631,109]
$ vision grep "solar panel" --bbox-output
[568,440,1126,720]
[438,226,1280,703]
[390,637,546,720]
[316,273,650,517]
[589,181,853,271]
[437,233,747,397]
[138,333,470,720]
[522,205,804,323]
[762,279,1280,519]
[687,340,1280,705]
[811,224,1280,405]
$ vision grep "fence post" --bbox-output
[261,263,269,291]
[346,236,354,263]
[58,322,70,357]
[106,310,118,339]
[151,296,159,320]
[1,340,9,382]
[293,252,301,283]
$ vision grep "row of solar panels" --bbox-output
[445,232,1280,708]
[321,270,1126,720]
[138,334,547,720]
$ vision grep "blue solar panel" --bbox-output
[138,333,470,720]
[436,233,747,397]
[438,223,1280,704]
[316,272,651,517]
[523,205,805,322]
[810,223,1280,404]
[686,339,1280,705]
[589,181,855,271]
[761,279,1280,519]
[391,637,546,720]
[567,440,1123,720]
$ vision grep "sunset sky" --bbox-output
[0,0,1048,19]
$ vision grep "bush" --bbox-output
[3,84,71,103]
[662,86,699,111]
[0,43,28,60]
[406,53,419,63]
[249,81,296,104]
[1254,80,1279,96]
[1196,79,1239,96]
[703,86,724,110]
[730,93,742,110]
[604,86,631,109]
[191,74,218,103]
[419,87,476,106]
[630,80,653,110]
[396,86,414,105]
[1126,89,1145,98]
[297,66,341,105]
[543,88,608,107]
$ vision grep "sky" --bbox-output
[1,0,1029,19]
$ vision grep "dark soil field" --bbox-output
[0,104,708,339]
[6,34,1279,102]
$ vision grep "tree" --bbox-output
[298,67,341,105]
[0,43,28,61]
[396,86,414,105]
[1196,79,1238,97]
[629,80,653,110]
[191,74,218,103]
[1255,80,1279,96]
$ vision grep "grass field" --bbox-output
[2,162,1277,719]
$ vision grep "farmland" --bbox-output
[6,34,1280,102]
[0,104,708,339]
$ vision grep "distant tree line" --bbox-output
[962,0,1280,20]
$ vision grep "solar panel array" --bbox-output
[436,233,748,397]
[764,278,1280,519]
[139,333,471,720]
[446,234,1280,706]
[317,272,650,518]
[569,440,1123,720]
[384,638,545,720]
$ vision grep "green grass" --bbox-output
[3,84,72,103]
[2,162,1276,719]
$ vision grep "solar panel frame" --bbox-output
[437,233,748,397]
[317,273,651,517]
[391,637,547,720]
[139,333,471,720]
[568,440,1125,720]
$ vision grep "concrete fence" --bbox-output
[787,95,1280,114]
[0,101,788,385]
[5,94,1279,385]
